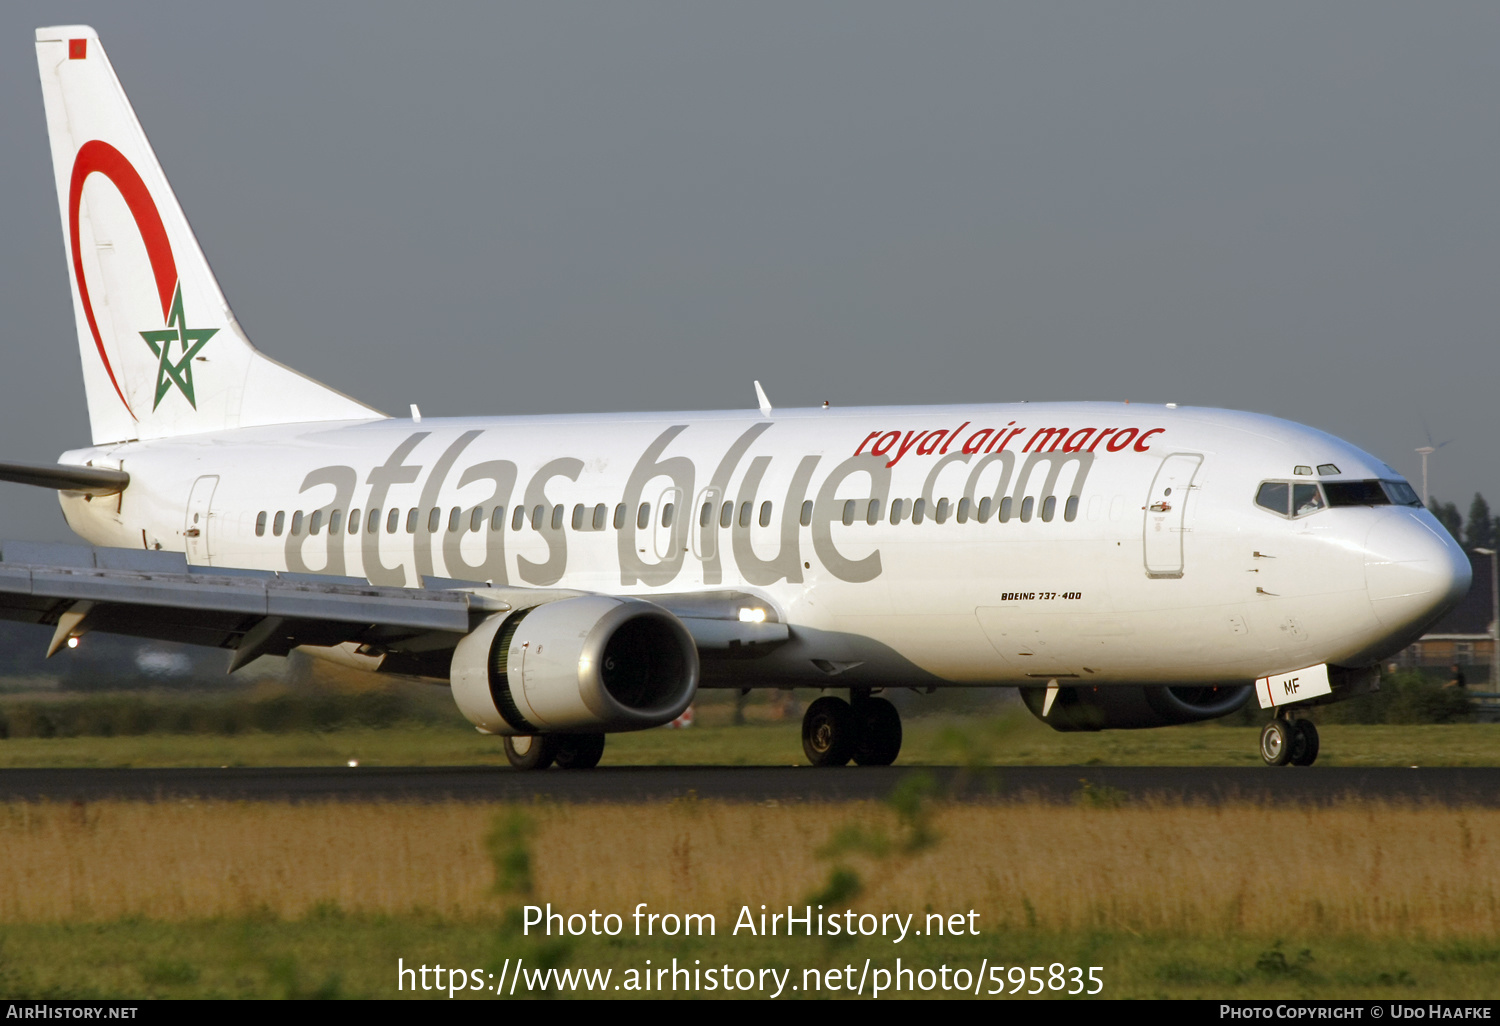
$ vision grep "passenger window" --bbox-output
[1293,483,1323,516]
[700,503,712,528]
[273,511,285,536]
[429,508,442,533]
[636,503,650,530]
[329,509,343,535]
[255,511,267,537]
[935,498,950,524]
[867,498,881,525]
[551,505,565,530]
[739,502,752,528]
[956,497,971,523]
[513,506,526,531]
[1064,496,1079,522]
[1041,496,1056,523]
[842,499,856,527]
[800,500,813,527]
[366,508,380,534]
[977,496,992,523]
[661,503,674,528]
[998,497,1013,523]
[889,498,904,524]
[532,505,546,530]
[406,508,419,533]
[1020,496,1034,522]
[388,508,401,534]
[471,507,483,532]
[593,504,608,530]
[290,511,304,536]
[572,504,586,530]
[347,509,359,535]
[309,510,323,535]
[721,502,734,529]
[613,503,626,530]
[912,498,926,524]
[1256,482,1290,516]
[448,506,461,532]
[759,501,773,528]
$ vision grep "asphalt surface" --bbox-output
[0,764,1497,804]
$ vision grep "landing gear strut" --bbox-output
[1259,715,1319,767]
[801,691,903,767]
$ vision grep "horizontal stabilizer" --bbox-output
[0,460,128,495]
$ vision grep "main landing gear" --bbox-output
[503,733,606,771]
[1259,714,1319,767]
[802,690,903,767]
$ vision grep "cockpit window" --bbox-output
[1256,477,1422,519]
[1255,482,1290,516]
[1292,483,1323,516]
[1381,480,1422,506]
[1323,479,1422,508]
[1323,480,1389,506]
[1254,480,1323,518]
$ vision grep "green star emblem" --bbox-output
[139,283,218,411]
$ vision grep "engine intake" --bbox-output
[451,596,699,735]
[1020,683,1252,732]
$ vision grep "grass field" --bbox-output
[0,796,1498,998]
[1,713,1498,768]
[2,690,1495,999]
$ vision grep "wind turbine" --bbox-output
[1416,420,1454,505]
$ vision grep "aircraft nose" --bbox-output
[1364,510,1471,630]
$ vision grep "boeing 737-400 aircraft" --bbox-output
[0,26,1470,769]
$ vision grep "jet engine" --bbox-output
[450,596,699,735]
[1019,683,1252,732]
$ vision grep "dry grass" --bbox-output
[0,799,1496,938]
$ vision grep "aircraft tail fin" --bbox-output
[35,26,383,445]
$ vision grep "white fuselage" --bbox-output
[56,401,1469,690]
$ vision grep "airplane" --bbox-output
[0,25,1469,770]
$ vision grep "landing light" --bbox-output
[738,607,767,623]
[66,636,79,649]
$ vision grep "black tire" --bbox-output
[1288,719,1320,767]
[852,697,903,766]
[554,733,606,770]
[802,696,856,767]
[1259,719,1294,767]
[504,734,559,771]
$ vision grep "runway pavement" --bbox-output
[0,764,1497,804]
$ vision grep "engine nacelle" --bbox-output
[1019,683,1253,732]
[451,596,699,735]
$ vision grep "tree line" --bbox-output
[1427,494,1496,551]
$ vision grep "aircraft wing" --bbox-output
[0,542,787,677]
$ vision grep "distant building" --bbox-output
[1392,551,1494,681]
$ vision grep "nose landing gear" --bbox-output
[1259,715,1319,767]
[801,690,903,767]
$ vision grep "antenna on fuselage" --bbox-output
[753,380,773,418]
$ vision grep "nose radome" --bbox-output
[1364,511,1472,630]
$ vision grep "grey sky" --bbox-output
[0,2,1496,541]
